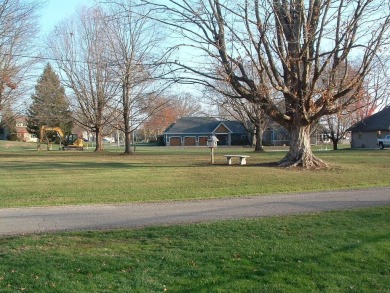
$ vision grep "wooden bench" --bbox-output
[224,155,250,165]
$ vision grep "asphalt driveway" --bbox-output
[1,187,389,236]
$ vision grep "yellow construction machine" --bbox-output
[40,126,84,150]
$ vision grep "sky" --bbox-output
[21,0,96,105]
[39,0,94,35]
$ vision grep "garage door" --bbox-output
[169,137,181,146]
[199,137,208,146]
[184,137,196,146]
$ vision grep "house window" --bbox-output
[16,122,26,127]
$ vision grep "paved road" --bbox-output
[1,187,389,236]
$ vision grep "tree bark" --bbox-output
[254,122,264,152]
[279,125,328,169]
[332,139,338,150]
[94,126,104,152]
[122,77,134,155]
[124,129,133,155]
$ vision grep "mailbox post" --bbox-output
[207,135,219,164]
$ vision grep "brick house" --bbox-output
[15,116,37,142]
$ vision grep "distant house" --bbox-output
[0,116,38,142]
[163,117,250,146]
[0,116,39,142]
[347,106,390,148]
[262,123,290,146]
[15,117,38,142]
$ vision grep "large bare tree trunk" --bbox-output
[279,125,327,169]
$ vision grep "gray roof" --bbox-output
[163,117,247,134]
[347,106,390,132]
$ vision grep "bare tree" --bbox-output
[217,97,267,152]
[103,1,169,154]
[367,59,390,110]
[173,93,203,117]
[47,7,120,151]
[206,68,274,152]
[145,0,390,169]
[321,78,377,150]
[141,93,202,142]
[0,0,41,122]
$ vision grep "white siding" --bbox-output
[351,131,382,148]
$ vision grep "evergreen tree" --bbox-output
[27,64,73,139]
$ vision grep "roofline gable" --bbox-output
[347,106,390,132]
[212,122,232,133]
[162,117,248,134]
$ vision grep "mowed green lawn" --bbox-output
[1,141,389,292]
[0,141,389,208]
[1,208,389,292]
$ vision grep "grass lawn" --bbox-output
[0,207,389,292]
[1,141,389,292]
[0,141,389,208]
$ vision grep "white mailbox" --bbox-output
[207,135,219,148]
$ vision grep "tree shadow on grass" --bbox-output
[211,162,279,168]
[0,161,143,171]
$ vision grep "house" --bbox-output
[0,116,37,142]
[347,106,390,148]
[15,117,38,142]
[163,117,250,146]
[262,123,290,146]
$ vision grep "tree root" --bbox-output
[278,154,329,170]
